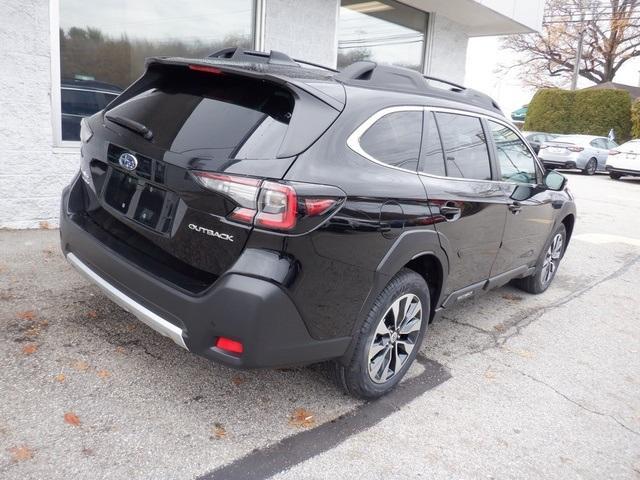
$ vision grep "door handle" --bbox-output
[440,202,462,222]
[508,202,522,214]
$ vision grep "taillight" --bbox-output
[190,171,341,232]
[255,181,298,230]
[567,146,584,152]
[609,149,620,155]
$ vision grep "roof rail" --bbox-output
[208,47,300,67]
[335,61,502,113]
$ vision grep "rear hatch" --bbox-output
[540,138,584,156]
[79,59,344,286]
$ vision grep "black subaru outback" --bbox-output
[60,48,576,399]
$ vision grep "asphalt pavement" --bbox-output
[0,173,638,479]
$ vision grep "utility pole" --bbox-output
[571,10,586,90]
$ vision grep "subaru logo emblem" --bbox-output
[118,152,138,171]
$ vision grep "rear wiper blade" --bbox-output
[105,113,153,140]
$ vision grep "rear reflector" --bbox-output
[216,337,244,354]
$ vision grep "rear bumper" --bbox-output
[540,159,577,169]
[606,165,640,176]
[60,179,350,368]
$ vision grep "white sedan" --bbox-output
[607,139,640,179]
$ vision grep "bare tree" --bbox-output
[500,0,640,88]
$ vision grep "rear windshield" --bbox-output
[106,68,294,159]
[550,136,587,144]
[617,140,640,151]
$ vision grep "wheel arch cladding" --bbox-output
[562,213,575,245]
[404,254,444,322]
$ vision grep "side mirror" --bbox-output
[543,170,567,191]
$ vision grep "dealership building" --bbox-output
[1,0,543,228]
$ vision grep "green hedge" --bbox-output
[632,100,640,139]
[524,88,632,142]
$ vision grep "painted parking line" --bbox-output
[198,356,451,480]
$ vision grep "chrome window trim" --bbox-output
[346,105,544,187]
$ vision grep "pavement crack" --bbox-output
[493,356,640,438]
[447,254,640,359]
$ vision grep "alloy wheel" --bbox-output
[367,294,423,384]
[587,159,597,175]
[541,233,564,286]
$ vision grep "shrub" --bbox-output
[524,88,632,142]
[572,89,631,141]
[632,99,640,139]
[524,89,574,134]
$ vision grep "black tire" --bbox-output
[514,224,567,294]
[582,158,597,175]
[609,171,622,180]
[331,268,429,399]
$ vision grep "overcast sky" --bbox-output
[466,36,640,115]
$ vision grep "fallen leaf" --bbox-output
[64,412,81,426]
[231,375,246,386]
[86,310,98,319]
[17,310,36,321]
[493,323,506,333]
[39,221,50,230]
[211,422,227,439]
[72,360,90,372]
[126,323,137,332]
[8,445,33,462]
[22,344,38,355]
[484,367,496,379]
[115,346,126,354]
[54,373,66,383]
[516,349,534,359]
[289,408,315,428]
[81,447,95,456]
[97,369,111,379]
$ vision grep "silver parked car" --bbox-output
[538,134,618,175]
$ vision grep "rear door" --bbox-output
[418,110,506,297]
[485,120,555,276]
[590,138,609,166]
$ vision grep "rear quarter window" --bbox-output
[359,110,422,171]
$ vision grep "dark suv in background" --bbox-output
[60,48,576,399]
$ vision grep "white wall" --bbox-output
[262,0,340,68]
[426,14,469,85]
[0,0,78,229]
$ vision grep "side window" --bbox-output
[590,139,604,148]
[488,121,538,184]
[359,111,422,170]
[434,113,491,180]
[419,112,446,176]
[61,88,100,116]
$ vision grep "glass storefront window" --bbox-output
[59,0,255,141]
[338,0,427,72]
